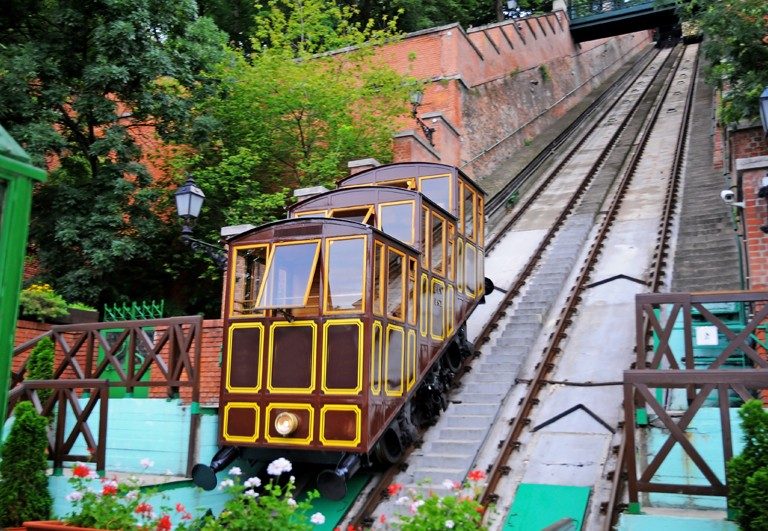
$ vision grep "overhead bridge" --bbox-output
[567,0,679,42]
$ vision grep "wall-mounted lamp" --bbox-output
[410,91,436,147]
[760,86,768,136]
[174,175,227,269]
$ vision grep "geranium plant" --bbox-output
[63,459,191,530]
[337,470,491,531]
[199,458,326,531]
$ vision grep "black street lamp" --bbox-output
[174,176,227,269]
[760,86,768,136]
[410,90,436,147]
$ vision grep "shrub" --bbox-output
[19,283,69,322]
[0,402,52,526]
[727,399,768,529]
[27,337,56,407]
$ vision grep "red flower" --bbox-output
[72,464,91,478]
[182,512,193,521]
[379,514,387,524]
[467,469,486,482]
[135,502,153,516]
[156,514,172,531]
[175,502,186,513]
[102,484,117,496]
[386,483,403,496]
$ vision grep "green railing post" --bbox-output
[0,126,46,439]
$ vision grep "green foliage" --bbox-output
[0,402,52,527]
[684,0,768,124]
[18,283,69,322]
[0,0,228,315]
[190,0,416,241]
[539,64,551,83]
[199,460,321,530]
[68,302,98,312]
[341,0,497,32]
[727,400,768,529]
[27,337,55,408]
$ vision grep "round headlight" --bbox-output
[274,412,299,436]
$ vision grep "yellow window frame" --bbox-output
[228,243,270,318]
[264,403,314,445]
[384,324,405,397]
[446,285,455,336]
[293,209,328,218]
[418,173,453,211]
[431,211,446,278]
[419,273,429,337]
[329,205,375,224]
[225,323,264,393]
[255,239,321,310]
[457,239,465,294]
[386,246,407,322]
[430,278,446,341]
[421,206,430,269]
[371,321,383,395]
[373,241,386,316]
[407,257,418,325]
[323,235,367,315]
[377,200,415,245]
[407,329,417,391]
[222,403,260,443]
[478,197,485,247]
[321,319,363,395]
[266,320,317,394]
[465,243,477,298]
[319,405,362,448]
[447,223,456,282]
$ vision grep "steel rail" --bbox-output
[601,46,700,530]
[479,44,688,510]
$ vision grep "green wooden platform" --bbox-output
[504,483,591,530]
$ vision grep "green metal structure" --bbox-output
[0,125,46,436]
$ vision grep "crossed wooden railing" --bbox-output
[624,291,768,510]
[8,316,203,474]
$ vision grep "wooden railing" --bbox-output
[8,316,204,474]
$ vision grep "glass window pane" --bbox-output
[257,242,320,308]
[386,327,404,395]
[431,214,445,276]
[420,175,451,211]
[421,207,429,268]
[447,224,455,281]
[326,238,365,312]
[464,188,475,241]
[387,250,405,320]
[466,244,477,296]
[331,206,373,224]
[294,210,327,218]
[408,258,417,325]
[379,202,414,244]
[373,242,385,316]
[431,280,445,339]
[232,246,268,315]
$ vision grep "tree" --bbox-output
[26,337,55,409]
[687,0,768,124]
[342,0,496,32]
[0,402,52,527]
[188,0,417,243]
[0,0,228,314]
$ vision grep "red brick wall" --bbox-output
[731,127,768,167]
[374,12,651,177]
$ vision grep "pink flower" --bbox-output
[136,502,154,516]
[175,502,186,513]
[467,469,486,482]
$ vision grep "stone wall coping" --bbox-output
[736,156,768,172]
[421,111,462,138]
[393,130,441,159]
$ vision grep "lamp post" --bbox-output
[174,175,227,269]
[410,90,436,147]
[760,86,768,136]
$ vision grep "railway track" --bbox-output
[328,42,702,530]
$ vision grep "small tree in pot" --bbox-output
[0,401,52,527]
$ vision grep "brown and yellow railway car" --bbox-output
[194,163,490,499]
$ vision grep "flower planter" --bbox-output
[50,308,99,325]
[22,522,107,531]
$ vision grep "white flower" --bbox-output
[310,513,326,525]
[267,457,292,476]
[140,458,155,469]
[445,520,455,529]
[88,470,100,480]
[287,498,297,507]
[396,496,410,505]
[290,475,296,483]
[409,499,425,514]
[229,466,242,476]
[442,479,460,490]
[125,490,139,501]
[219,479,234,490]
[65,491,83,502]
[244,476,262,488]
[244,489,259,498]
